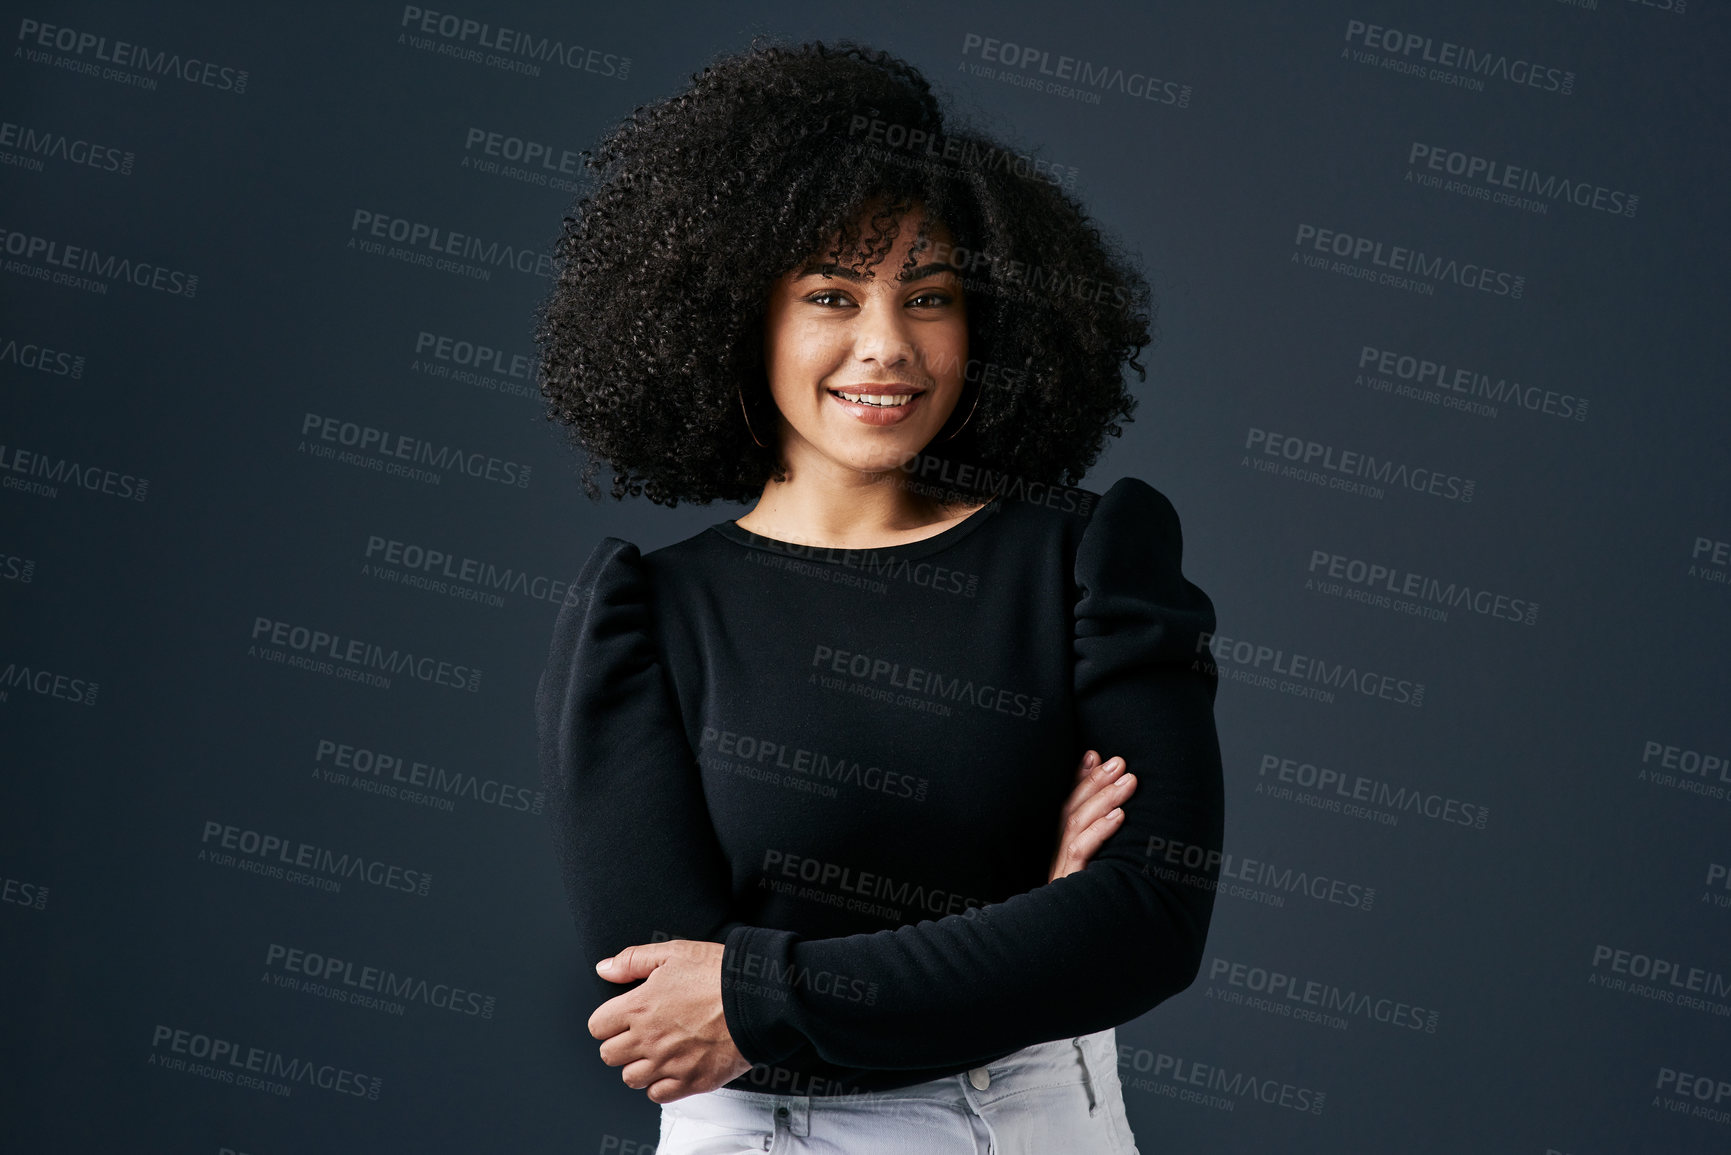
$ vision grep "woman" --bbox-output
[533,38,1224,1154]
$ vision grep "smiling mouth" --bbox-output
[827,389,924,408]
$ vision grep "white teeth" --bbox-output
[834,391,913,407]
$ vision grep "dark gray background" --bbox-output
[3,2,1727,1152]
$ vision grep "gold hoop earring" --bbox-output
[943,381,982,441]
[737,386,768,449]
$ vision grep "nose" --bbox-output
[849,292,918,371]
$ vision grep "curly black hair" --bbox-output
[533,36,1156,507]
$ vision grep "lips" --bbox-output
[826,387,927,426]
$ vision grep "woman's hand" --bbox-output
[588,940,753,1104]
[1048,750,1136,882]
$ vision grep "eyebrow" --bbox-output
[795,260,963,283]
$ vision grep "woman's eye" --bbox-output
[908,291,954,308]
[808,290,853,308]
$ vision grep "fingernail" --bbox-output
[596,958,613,973]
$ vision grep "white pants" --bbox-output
[655,1028,1139,1154]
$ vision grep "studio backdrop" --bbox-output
[3,2,1727,1152]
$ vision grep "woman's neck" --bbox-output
[735,468,983,550]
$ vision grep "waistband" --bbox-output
[696,1028,1119,1119]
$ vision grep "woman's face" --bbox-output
[760,207,968,478]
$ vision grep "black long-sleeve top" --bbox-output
[534,476,1224,1094]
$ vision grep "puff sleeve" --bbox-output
[719,476,1225,1070]
[535,537,746,1011]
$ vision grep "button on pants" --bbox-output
[653,1028,1139,1154]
